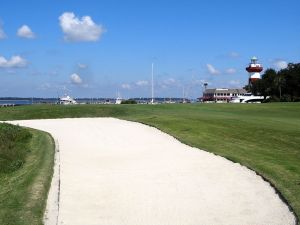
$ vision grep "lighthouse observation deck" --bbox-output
[246,57,263,73]
[246,65,263,73]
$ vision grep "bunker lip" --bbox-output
[8,118,297,225]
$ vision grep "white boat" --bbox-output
[59,95,77,105]
[230,93,267,103]
[115,91,123,104]
[115,97,122,104]
[164,100,176,104]
[163,98,176,104]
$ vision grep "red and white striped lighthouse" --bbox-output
[246,56,263,85]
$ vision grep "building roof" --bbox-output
[204,88,247,94]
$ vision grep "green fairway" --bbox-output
[0,123,55,225]
[0,103,299,223]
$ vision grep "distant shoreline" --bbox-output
[0,97,196,106]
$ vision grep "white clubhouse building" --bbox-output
[202,88,247,103]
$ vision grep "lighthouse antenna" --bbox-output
[183,86,185,102]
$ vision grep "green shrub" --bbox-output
[121,99,137,104]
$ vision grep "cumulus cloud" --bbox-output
[121,83,131,90]
[17,25,35,38]
[136,80,149,86]
[70,73,83,84]
[0,24,6,39]
[0,55,27,68]
[273,60,288,70]
[78,63,87,69]
[225,68,237,74]
[206,64,220,75]
[59,12,105,42]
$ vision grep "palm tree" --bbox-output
[274,73,283,100]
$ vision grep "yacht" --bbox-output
[115,97,122,104]
[230,93,267,103]
[59,95,77,105]
[115,91,123,104]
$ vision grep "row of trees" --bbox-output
[245,63,300,102]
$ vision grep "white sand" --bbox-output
[9,118,295,225]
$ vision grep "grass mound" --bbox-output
[0,123,54,225]
[0,123,32,173]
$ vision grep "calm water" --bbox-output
[0,100,33,105]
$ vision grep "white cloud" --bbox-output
[6,69,16,74]
[225,68,237,74]
[37,83,51,91]
[17,25,35,38]
[159,78,182,89]
[121,83,131,90]
[206,64,220,75]
[273,60,288,70]
[0,24,6,39]
[160,84,168,89]
[70,73,83,84]
[50,70,59,76]
[59,12,105,42]
[0,55,27,68]
[136,80,149,86]
[78,63,87,69]
[229,52,239,58]
[163,78,177,85]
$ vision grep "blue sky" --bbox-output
[0,0,299,98]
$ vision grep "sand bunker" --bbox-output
[9,118,295,225]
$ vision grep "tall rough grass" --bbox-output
[0,123,32,173]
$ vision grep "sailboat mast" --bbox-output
[151,63,154,103]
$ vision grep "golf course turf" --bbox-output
[0,103,299,224]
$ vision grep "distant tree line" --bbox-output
[244,63,300,102]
